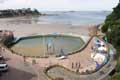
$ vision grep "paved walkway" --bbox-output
[26,37,117,80]
[43,38,117,80]
[0,47,37,80]
[0,37,117,80]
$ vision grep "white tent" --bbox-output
[100,41,104,46]
[98,46,107,51]
[93,53,105,64]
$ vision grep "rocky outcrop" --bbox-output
[0,8,41,18]
[0,30,14,46]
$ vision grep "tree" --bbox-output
[108,73,120,80]
[33,8,40,15]
[102,2,120,80]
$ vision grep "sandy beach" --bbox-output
[0,17,95,38]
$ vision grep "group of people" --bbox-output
[71,62,81,72]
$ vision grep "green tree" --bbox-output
[102,2,120,80]
[108,73,120,80]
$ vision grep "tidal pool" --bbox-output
[11,35,85,57]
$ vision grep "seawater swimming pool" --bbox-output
[11,34,85,57]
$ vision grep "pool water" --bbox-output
[11,35,85,57]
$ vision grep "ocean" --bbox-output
[35,11,111,25]
[5,11,111,25]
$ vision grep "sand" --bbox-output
[0,17,96,38]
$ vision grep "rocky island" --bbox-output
[0,8,41,18]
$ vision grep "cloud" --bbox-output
[0,0,7,3]
[0,0,119,11]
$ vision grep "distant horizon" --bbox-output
[0,8,113,12]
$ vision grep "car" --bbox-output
[0,63,8,72]
[0,55,8,72]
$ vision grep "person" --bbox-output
[32,59,36,65]
[76,62,78,69]
[0,47,2,53]
[72,62,74,69]
[78,62,81,69]
[23,56,26,62]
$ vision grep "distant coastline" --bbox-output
[0,8,46,18]
[0,11,109,25]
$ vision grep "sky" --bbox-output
[0,0,119,11]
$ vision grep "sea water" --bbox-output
[34,11,111,25]
[6,11,111,25]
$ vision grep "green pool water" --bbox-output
[11,35,85,57]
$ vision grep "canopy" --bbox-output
[109,48,114,56]
[95,61,100,70]
[103,57,107,65]
[94,40,104,46]
[93,53,105,63]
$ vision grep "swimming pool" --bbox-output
[11,35,85,57]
